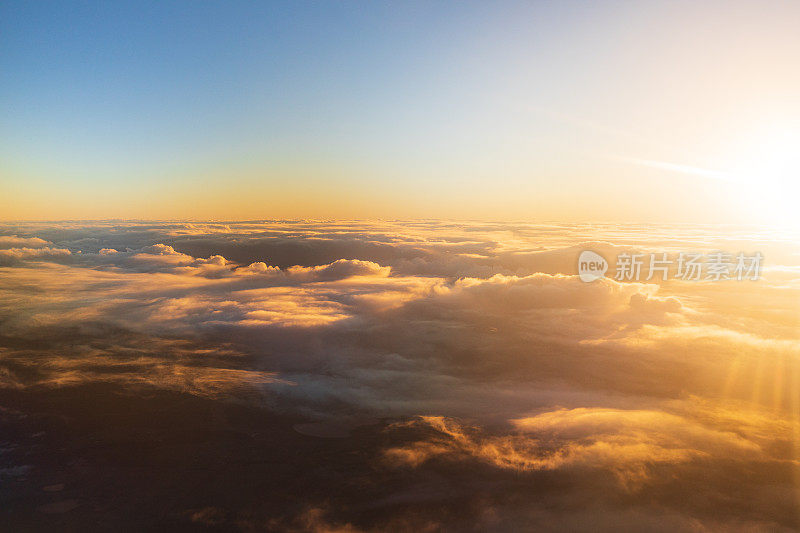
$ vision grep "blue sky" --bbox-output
[2,1,800,221]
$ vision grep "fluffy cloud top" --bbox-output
[0,221,798,531]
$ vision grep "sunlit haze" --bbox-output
[1,2,800,532]
[3,1,800,223]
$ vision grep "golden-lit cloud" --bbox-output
[0,220,799,530]
[383,404,781,490]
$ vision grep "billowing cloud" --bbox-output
[0,236,52,249]
[0,221,798,530]
[0,235,72,265]
[384,406,771,490]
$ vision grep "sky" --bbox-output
[2,1,800,222]
[3,5,800,527]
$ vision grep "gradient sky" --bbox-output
[2,1,800,222]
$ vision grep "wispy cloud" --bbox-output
[614,156,733,181]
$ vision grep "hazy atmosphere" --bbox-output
[2,2,799,532]
[3,1,800,223]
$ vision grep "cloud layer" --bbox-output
[0,221,798,530]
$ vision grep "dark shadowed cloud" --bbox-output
[0,221,798,531]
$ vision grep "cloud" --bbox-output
[286,259,390,282]
[0,235,72,265]
[0,246,72,266]
[617,156,732,180]
[0,236,52,249]
[0,220,799,530]
[383,406,768,489]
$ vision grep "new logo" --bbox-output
[578,250,608,282]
